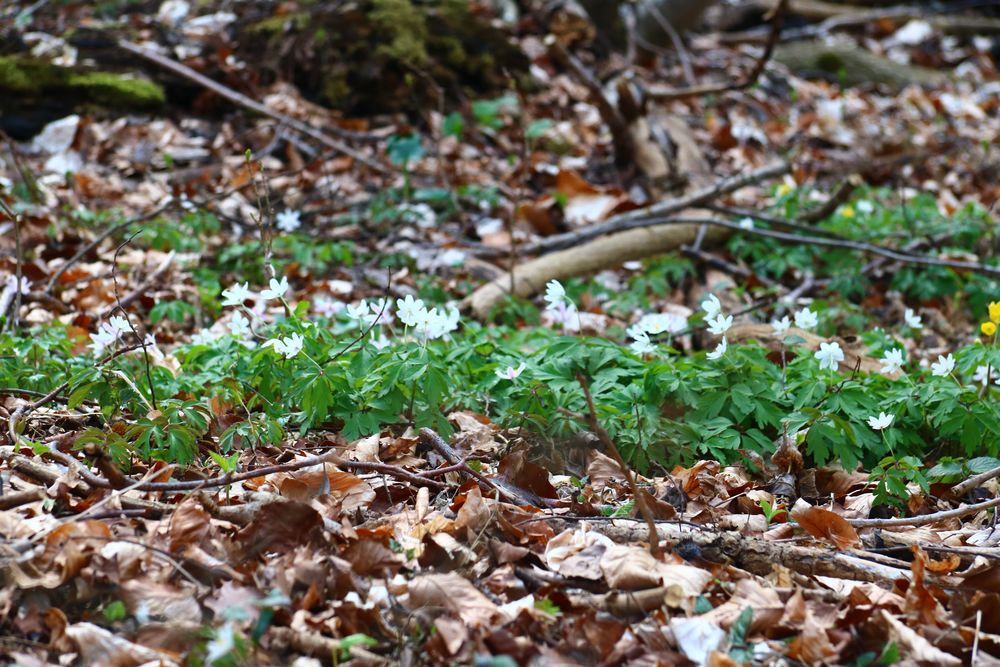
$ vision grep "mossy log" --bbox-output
[0,55,165,138]
[236,0,528,114]
[772,40,948,88]
[0,55,164,107]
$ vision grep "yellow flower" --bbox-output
[982,322,997,336]
[989,301,1000,324]
[776,183,793,198]
[840,205,855,219]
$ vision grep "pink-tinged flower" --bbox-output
[544,280,567,310]
[495,362,526,380]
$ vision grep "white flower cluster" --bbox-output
[543,280,580,332]
[88,313,163,361]
[214,278,293,354]
[701,294,730,360]
[89,315,131,355]
[380,295,461,342]
[626,311,687,355]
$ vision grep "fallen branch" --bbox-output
[465,211,998,317]
[646,0,787,102]
[463,218,729,318]
[129,449,447,493]
[848,495,1000,529]
[547,41,634,169]
[0,487,45,510]
[418,427,543,505]
[794,176,859,223]
[549,517,955,588]
[951,465,1000,498]
[117,40,393,176]
[518,162,789,256]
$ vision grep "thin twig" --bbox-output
[547,41,634,169]
[132,449,445,492]
[325,269,392,365]
[98,250,176,319]
[117,39,393,176]
[796,178,859,223]
[515,162,789,255]
[537,214,1000,277]
[574,373,660,557]
[646,0,788,101]
[641,0,696,85]
[418,427,527,504]
[107,230,159,410]
[68,535,203,588]
[45,200,174,294]
[849,495,1000,528]
[4,342,151,453]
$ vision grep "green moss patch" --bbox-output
[0,55,165,110]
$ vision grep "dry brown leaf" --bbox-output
[405,573,500,627]
[545,526,613,580]
[790,499,861,550]
[119,580,203,624]
[167,498,211,552]
[878,609,961,666]
[61,622,178,667]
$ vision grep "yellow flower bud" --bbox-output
[990,301,1000,324]
[982,322,997,336]
[840,205,855,219]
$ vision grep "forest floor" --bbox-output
[2,1,1000,665]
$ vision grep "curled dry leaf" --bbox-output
[545,525,615,580]
[8,520,112,589]
[790,499,861,550]
[233,500,324,562]
[771,432,804,473]
[404,572,501,627]
[61,622,178,666]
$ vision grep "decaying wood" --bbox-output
[849,495,1000,529]
[551,518,960,588]
[773,40,948,88]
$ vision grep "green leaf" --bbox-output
[926,460,964,483]
[338,633,378,651]
[67,382,97,410]
[879,640,900,665]
[968,457,1000,474]
[387,134,424,166]
[534,597,561,615]
[443,112,464,137]
[526,118,553,141]
[103,600,127,623]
